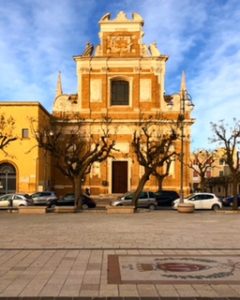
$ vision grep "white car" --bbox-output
[0,193,33,208]
[172,193,222,211]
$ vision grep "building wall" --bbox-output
[0,102,51,194]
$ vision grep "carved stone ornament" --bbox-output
[107,35,135,54]
[114,11,128,21]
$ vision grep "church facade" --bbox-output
[52,12,194,196]
[0,12,194,197]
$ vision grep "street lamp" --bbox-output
[179,83,194,203]
[167,72,194,205]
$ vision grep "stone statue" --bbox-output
[82,42,94,56]
[148,42,161,56]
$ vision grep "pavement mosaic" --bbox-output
[108,254,240,284]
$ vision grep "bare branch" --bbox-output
[30,116,116,208]
[0,114,18,153]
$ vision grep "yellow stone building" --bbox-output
[0,12,194,197]
[0,102,51,195]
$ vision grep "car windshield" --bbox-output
[124,193,133,200]
[185,194,196,200]
[31,193,41,197]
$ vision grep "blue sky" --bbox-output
[0,0,240,150]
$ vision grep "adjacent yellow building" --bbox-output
[0,102,51,195]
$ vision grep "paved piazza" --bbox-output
[0,210,240,299]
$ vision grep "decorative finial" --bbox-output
[56,71,63,97]
[180,71,187,92]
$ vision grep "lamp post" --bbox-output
[167,72,194,210]
[179,85,194,203]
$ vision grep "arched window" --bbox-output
[0,163,16,194]
[111,80,129,105]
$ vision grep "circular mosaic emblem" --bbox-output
[133,257,240,280]
[155,262,209,272]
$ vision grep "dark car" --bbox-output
[49,193,96,209]
[222,194,240,207]
[154,190,179,206]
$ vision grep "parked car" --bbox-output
[49,193,96,209]
[154,190,179,206]
[172,193,222,211]
[111,191,158,210]
[222,194,240,207]
[31,191,58,206]
[0,193,33,208]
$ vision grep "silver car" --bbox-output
[31,191,58,205]
[111,191,158,210]
[0,193,33,208]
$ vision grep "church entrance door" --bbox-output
[112,161,128,194]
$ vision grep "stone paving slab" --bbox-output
[0,296,240,299]
[0,210,240,298]
[0,210,240,249]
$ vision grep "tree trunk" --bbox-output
[132,169,151,208]
[232,176,238,210]
[200,176,206,192]
[157,175,163,191]
[73,175,83,209]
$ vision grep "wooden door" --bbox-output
[112,161,128,193]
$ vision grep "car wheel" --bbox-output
[149,204,156,211]
[50,203,56,209]
[212,204,220,211]
[82,204,89,210]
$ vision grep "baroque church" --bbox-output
[0,12,194,197]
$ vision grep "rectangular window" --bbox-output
[22,128,29,138]
[111,80,129,105]
[206,170,211,178]
[219,170,224,177]
[219,159,225,165]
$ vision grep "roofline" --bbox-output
[0,101,51,117]
[73,55,169,62]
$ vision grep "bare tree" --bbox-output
[131,119,178,208]
[187,149,217,191]
[211,119,240,210]
[31,116,116,208]
[0,114,17,153]
[153,158,173,191]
